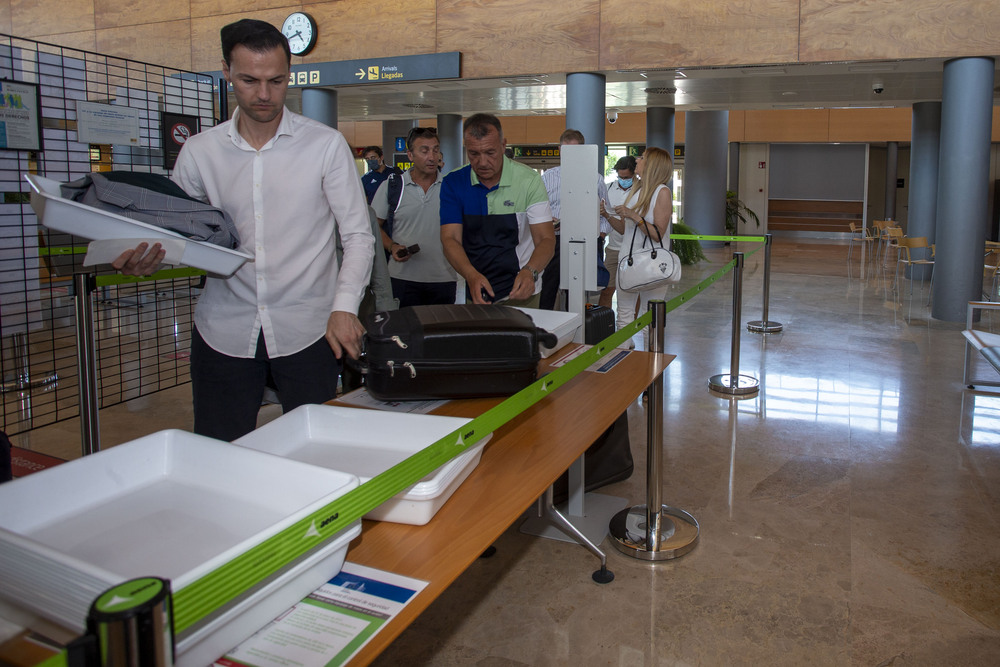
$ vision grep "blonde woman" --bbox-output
[605,147,674,349]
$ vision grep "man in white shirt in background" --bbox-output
[539,129,611,310]
[599,155,637,315]
[114,19,374,440]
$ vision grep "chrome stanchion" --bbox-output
[610,300,700,561]
[69,577,175,667]
[709,253,759,397]
[74,273,101,455]
[1,332,58,393]
[747,234,783,334]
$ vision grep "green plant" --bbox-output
[672,220,708,265]
[725,190,760,235]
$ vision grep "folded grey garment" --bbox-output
[61,172,240,249]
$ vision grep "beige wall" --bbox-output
[8,1,999,143]
[13,0,1000,76]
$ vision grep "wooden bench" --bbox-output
[767,199,864,234]
[962,301,1000,389]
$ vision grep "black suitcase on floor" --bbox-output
[552,303,633,504]
[362,304,557,401]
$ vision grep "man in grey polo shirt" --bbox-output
[373,126,457,307]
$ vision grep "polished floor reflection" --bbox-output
[12,239,1000,664]
[371,240,1000,666]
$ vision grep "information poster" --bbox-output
[0,80,41,151]
[215,563,427,667]
[161,112,199,169]
[76,100,140,145]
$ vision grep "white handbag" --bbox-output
[616,221,681,293]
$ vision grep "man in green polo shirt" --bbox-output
[440,113,555,307]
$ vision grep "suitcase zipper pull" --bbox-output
[387,360,395,377]
[391,336,408,349]
[403,362,416,378]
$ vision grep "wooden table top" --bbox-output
[344,346,672,666]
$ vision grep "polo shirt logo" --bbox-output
[504,200,515,207]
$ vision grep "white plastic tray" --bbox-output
[514,307,582,357]
[0,429,359,631]
[234,405,492,525]
[176,521,360,667]
[25,173,253,277]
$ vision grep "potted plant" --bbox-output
[672,219,708,265]
[725,190,760,235]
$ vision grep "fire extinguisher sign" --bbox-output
[161,112,200,170]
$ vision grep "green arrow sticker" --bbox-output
[93,577,167,616]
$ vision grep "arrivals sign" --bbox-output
[206,52,461,90]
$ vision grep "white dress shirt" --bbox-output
[541,167,612,237]
[172,107,374,358]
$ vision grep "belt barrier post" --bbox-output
[747,234,783,334]
[609,300,700,561]
[74,273,101,456]
[709,252,759,397]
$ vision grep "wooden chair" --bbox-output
[847,222,875,262]
[883,226,904,265]
[984,249,1000,301]
[895,236,934,301]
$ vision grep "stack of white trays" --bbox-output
[0,429,361,667]
[235,404,493,526]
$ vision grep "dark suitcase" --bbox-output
[362,304,558,401]
[552,412,633,505]
[584,304,615,344]
[553,304,633,504]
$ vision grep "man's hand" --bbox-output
[508,267,535,301]
[467,272,494,304]
[111,242,166,276]
[326,310,366,359]
[390,243,411,262]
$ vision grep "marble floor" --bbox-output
[8,239,1000,665]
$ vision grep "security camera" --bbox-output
[607,111,618,124]
[872,82,884,95]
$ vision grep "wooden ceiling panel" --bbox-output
[601,0,800,70]
[800,0,1000,61]
[437,0,600,79]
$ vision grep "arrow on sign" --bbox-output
[355,69,365,80]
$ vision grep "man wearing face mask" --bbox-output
[361,146,392,205]
[598,155,637,312]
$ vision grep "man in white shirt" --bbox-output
[114,19,374,440]
[539,129,611,310]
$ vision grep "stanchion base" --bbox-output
[708,373,759,397]
[747,320,783,334]
[609,505,699,561]
[1,372,58,394]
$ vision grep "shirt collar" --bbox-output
[228,106,294,150]
[469,155,513,191]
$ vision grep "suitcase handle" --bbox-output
[537,328,559,350]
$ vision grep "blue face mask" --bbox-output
[366,158,380,171]
[618,177,633,189]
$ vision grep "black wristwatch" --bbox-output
[524,265,539,282]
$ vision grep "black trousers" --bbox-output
[390,278,457,308]
[190,328,341,442]
[539,235,561,310]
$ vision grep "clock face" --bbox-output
[282,12,317,56]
